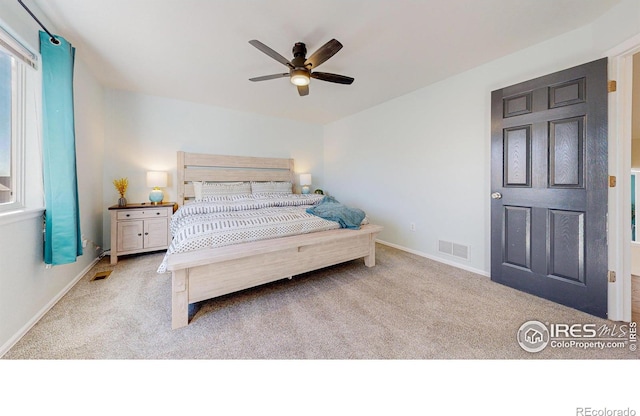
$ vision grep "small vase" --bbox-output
[118,197,127,207]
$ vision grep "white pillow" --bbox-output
[251,181,293,194]
[193,181,251,200]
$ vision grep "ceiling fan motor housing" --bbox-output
[292,42,307,60]
[292,42,310,70]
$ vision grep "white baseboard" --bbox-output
[376,239,490,277]
[0,256,101,358]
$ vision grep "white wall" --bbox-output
[75,58,106,252]
[324,0,640,275]
[0,1,105,355]
[102,90,325,248]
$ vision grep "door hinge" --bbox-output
[609,175,617,187]
[608,80,617,92]
[608,270,616,283]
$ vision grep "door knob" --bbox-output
[491,192,502,200]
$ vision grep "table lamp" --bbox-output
[300,173,312,194]
[147,171,167,204]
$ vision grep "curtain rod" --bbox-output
[17,0,60,45]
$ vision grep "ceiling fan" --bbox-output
[248,39,354,96]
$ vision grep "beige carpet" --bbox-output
[3,244,638,359]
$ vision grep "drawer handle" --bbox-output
[137,233,142,236]
[144,232,149,235]
[126,214,130,217]
[156,212,160,215]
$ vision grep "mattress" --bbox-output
[157,193,341,273]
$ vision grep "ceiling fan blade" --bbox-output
[304,39,343,69]
[248,40,293,68]
[297,85,309,96]
[310,72,354,85]
[249,73,289,82]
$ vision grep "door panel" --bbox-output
[503,206,532,270]
[549,77,585,108]
[491,58,608,318]
[549,117,584,188]
[144,218,169,249]
[504,126,532,187]
[548,209,585,283]
[118,221,143,252]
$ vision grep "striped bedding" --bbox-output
[157,193,342,273]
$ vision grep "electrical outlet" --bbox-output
[410,222,416,232]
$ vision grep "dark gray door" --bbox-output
[490,58,608,318]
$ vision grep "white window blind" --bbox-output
[0,25,37,70]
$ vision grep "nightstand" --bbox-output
[108,202,177,265]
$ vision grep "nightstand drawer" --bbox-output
[117,209,168,220]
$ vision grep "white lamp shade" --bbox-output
[146,171,167,188]
[299,174,312,186]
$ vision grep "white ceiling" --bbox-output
[32,0,620,125]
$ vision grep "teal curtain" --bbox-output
[40,31,82,265]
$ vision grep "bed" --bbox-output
[163,151,383,329]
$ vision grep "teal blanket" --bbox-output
[306,196,365,229]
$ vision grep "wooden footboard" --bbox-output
[166,224,382,329]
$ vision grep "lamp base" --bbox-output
[301,186,310,194]
[149,189,164,204]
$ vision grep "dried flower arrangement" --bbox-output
[113,178,128,198]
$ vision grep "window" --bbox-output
[0,48,16,206]
[0,26,36,215]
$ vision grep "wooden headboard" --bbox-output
[177,151,295,206]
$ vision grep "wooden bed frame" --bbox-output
[166,151,382,329]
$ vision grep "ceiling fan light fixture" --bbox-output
[290,69,310,86]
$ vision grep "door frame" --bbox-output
[606,34,640,322]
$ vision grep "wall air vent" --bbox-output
[438,240,453,255]
[438,240,470,261]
